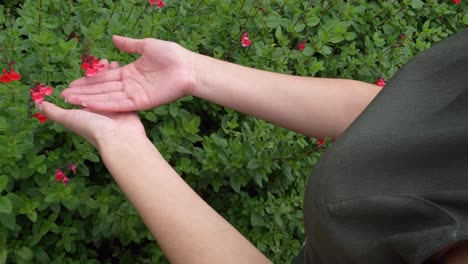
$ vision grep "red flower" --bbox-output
[62,176,70,186]
[30,90,45,104]
[33,113,47,123]
[55,168,70,186]
[317,139,325,147]
[30,83,53,104]
[68,163,77,175]
[298,42,306,51]
[258,7,265,12]
[241,32,252,47]
[375,77,387,87]
[81,54,106,77]
[453,0,460,4]
[0,69,21,83]
[149,0,165,7]
[55,169,66,182]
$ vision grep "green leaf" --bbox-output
[84,152,100,162]
[275,26,283,40]
[0,118,7,132]
[302,46,315,56]
[273,213,284,228]
[318,45,332,55]
[16,247,33,262]
[463,14,468,25]
[0,176,7,193]
[26,211,37,222]
[411,0,424,9]
[229,176,241,193]
[253,173,263,187]
[212,134,228,147]
[44,193,60,203]
[0,197,12,214]
[0,213,16,230]
[247,159,263,170]
[306,16,320,27]
[0,248,7,264]
[250,212,264,227]
[265,15,282,28]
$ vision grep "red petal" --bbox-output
[7,70,21,81]
[40,86,53,96]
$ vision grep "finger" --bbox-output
[84,98,137,112]
[99,59,110,71]
[68,67,122,87]
[109,61,120,69]
[65,92,128,105]
[38,101,94,142]
[62,81,124,97]
[112,35,145,54]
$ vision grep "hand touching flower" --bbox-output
[38,61,146,148]
[61,35,197,112]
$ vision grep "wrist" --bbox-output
[187,51,209,98]
[96,129,150,153]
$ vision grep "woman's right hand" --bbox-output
[61,35,197,112]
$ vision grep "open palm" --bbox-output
[61,36,196,112]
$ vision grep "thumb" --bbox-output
[112,35,145,54]
[39,102,94,144]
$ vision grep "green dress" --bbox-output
[295,27,468,264]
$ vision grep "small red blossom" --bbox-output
[33,113,47,123]
[298,42,306,51]
[258,7,265,12]
[0,69,21,83]
[68,163,77,175]
[375,77,387,87]
[149,0,165,7]
[453,0,460,4]
[55,168,70,186]
[55,169,66,182]
[30,83,53,104]
[241,32,252,47]
[62,176,70,186]
[317,139,325,147]
[81,54,106,77]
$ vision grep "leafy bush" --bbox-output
[0,0,467,263]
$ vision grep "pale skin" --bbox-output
[36,36,464,263]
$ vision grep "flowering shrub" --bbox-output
[0,0,467,263]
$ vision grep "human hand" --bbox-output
[38,61,146,149]
[61,35,197,112]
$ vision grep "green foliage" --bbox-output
[0,0,466,263]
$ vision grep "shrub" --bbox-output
[0,0,467,263]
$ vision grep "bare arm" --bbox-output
[97,133,272,264]
[192,54,383,139]
[62,36,383,140]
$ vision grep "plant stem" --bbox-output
[239,0,247,11]
[149,6,157,37]
[126,4,135,23]
[132,4,149,30]
[110,0,118,20]
[105,0,119,27]
[187,1,204,17]
[278,0,289,15]
[39,0,43,33]
[378,4,407,27]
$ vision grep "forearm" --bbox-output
[192,54,382,139]
[97,134,271,264]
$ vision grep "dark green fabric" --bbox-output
[296,27,468,264]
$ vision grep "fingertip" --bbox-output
[99,59,110,70]
[69,78,84,87]
[109,61,120,69]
